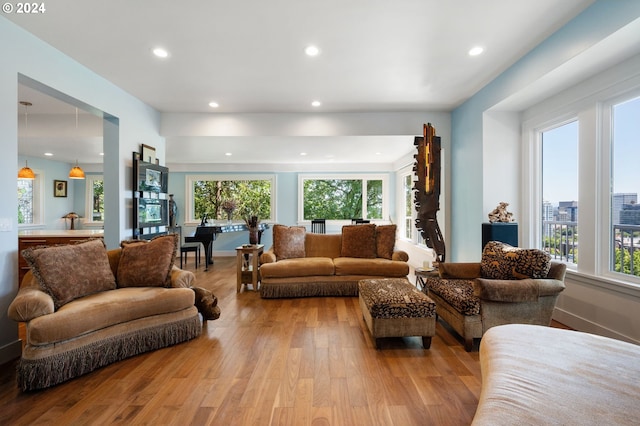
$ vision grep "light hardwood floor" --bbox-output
[0,255,564,425]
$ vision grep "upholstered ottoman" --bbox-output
[358,278,436,349]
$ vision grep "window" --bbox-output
[403,173,413,239]
[610,95,640,277]
[85,176,104,223]
[541,120,579,265]
[185,174,275,223]
[17,178,33,224]
[17,172,43,226]
[299,175,388,221]
[523,61,640,286]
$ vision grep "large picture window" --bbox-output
[541,120,579,265]
[186,174,275,223]
[299,175,387,221]
[610,95,640,277]
[523,69,640,286]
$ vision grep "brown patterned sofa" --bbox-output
[8,236,202,391]
[425,241,566,351]
[259,224,409,298]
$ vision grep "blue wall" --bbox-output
[450,0,640,261]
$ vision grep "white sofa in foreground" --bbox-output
[472,324,640,425]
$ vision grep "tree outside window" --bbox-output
[18,179,33,224]
[192,178,272,222]
[301,177,385,221]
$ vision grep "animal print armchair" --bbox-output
[425,241,566,350]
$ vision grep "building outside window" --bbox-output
[610,95,640,277]
[541,120,579,265]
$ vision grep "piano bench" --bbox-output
[180,243,201,269]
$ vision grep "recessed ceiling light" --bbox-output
[225,152,232,156]
[300,152,307,156]
[208,101,219,108]
[311,100,321,107]
[153,47,169,58]
[100,152,104,156]
[468,46,484,56]
[44,152,53,156]
[305,45,320,57]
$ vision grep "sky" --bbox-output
[542,95,640,207]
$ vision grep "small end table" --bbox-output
[415,267,439,292]
[236,244,264,293]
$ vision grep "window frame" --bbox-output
[84,175,105,226]
[522,74,640,287]
[297,173,389,224]
[184,174,276,225]
[601,90,640,282]
[17,169,44,228]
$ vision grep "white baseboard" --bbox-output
[553,308,639,345]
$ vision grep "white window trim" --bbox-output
[297,173,389,224]
[184,173,277,226]
[18,169,44,229]
[521,63,640,287]
[84,175,104,226]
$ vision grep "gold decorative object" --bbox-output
[413,123,445,262]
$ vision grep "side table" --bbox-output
[236,244,264,293]
[415,267,439,292]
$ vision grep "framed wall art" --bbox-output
[140,144,156,164]
[54,179,67,197]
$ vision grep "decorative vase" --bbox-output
[249,227,259,245]
[168,194,178,228]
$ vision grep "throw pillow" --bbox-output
[481,241,551,280]
[341,224,377,258]
[21,238,116,310]
[273,224,306,260]
[117,234,178,287]
[376,224,397,259]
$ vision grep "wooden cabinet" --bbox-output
[18,231,104,285]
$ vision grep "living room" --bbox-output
[2,1,640,423]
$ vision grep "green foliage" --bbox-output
[193,179,271,221]
[303,178,383,220]
[614,247,640,277]
[303,179,362,220]
[366,180,383,219]
[17,180,32,224]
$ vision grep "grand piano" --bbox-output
[185,222,269,270]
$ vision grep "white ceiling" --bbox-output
[10,0,595,165]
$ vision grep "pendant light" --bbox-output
[69,160,85,179]
[18,101,35,179]
[68,108,85,179]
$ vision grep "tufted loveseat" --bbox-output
[425,241,566,351]
[259,224,409,298]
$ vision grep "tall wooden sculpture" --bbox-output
[413,123,446,262]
